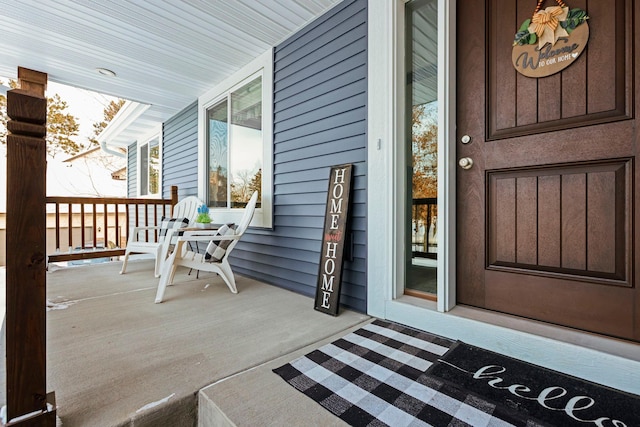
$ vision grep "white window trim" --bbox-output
[137,126,163,198]
[197,48,274,229]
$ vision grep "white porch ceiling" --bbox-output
[0,0,341,147]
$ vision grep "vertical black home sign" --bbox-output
[314,164,353,316]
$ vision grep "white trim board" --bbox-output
[386,298,640,395]
[367,0,402,318]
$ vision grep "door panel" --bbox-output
[487,160,631,285]
[487,0,631,140]
[457,0,639,341]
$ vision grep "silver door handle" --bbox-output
[458,157,474,170]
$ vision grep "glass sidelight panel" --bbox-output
[406,0,438,298]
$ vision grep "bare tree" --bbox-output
[0,79,81,158]
[412,103,438,199]
[88,99,125,147]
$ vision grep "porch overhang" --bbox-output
[0,0,343,147]
[96,101,151,152]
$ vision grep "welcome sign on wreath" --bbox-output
[512,0,589,78]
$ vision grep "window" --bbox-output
[198,49,273,228]
[139,135,161,197]
[207,76,262,208]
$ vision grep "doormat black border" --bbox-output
[426,341,640,427]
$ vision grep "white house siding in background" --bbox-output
[56,147,127,198]
[0,146,126,265]
[1,146,126,212]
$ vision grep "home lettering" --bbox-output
[320,242,337,308]
[314,164,353,316]
[330,168,346,229]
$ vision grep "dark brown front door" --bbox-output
[456,0,639,341]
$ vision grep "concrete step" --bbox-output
[198,322,371,427]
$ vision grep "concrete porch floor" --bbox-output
[3,260,370,426]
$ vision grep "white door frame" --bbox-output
[365,0,640,395]
[367,0,456,317]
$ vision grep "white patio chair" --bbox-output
[120,195,203,277]
[154,191,258,303]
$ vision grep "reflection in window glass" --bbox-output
[148,139,160,195]
[207,101,229,207]
[140,144,149,196]
[206,76,262,209]
[406,0,438,298]
[140,137,160,196]
[230,77,262,208]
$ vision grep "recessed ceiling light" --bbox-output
[96,68,116,77]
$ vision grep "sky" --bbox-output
[1,77,126,209]
[47,80,117,141]
[1,76,116,141]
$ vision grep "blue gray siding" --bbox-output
[233,0,367,312]
[162,101,199,199]
[127,142,137,197]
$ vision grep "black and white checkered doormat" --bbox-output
[273,319,545,427]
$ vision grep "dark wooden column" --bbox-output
[5,67,56,425]
[170,185,178,214]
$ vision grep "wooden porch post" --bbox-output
[170,185,178,215]
[5,67,56,425]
